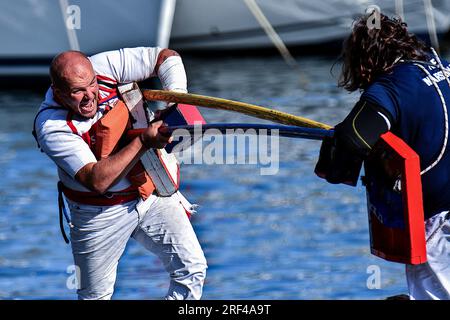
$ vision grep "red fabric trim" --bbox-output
[96,74,117,83]
[177,104,206,125]
[99,86,116,93]
[184,208,191,220]
[66,111,78,135]
[98,92,118,105]
[98,93,117,105]
[155,149,179,189]
[66,110,92,147]
[81,131,91,146]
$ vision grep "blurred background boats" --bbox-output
[1,0,449,77]
[170,0,450,52]
[0,0,175,77]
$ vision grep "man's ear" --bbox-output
[51,85,63,104]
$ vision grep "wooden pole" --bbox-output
[142,89,332,130]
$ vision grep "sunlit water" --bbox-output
[0,53,420,299]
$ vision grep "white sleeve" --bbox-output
[157,55,188,93]
[89,47,163,83]
[38,130,97,178]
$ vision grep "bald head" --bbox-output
[50,51,93,89]
[50,50,99,118]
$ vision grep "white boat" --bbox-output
[1,0,450,76]
[0,0,175,76]
[169,0,450,51]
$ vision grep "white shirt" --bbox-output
[34,47,167,192]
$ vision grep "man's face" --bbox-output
[53,62,99,118]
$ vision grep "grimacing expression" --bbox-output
[53,59,99,118]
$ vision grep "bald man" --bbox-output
[33,48,207,300]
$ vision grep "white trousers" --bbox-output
[406,211,450,300]
[67,193,207,300]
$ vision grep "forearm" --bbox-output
[75,120,171,194]
[76,137,146,194]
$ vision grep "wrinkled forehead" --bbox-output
[60,59,96,88]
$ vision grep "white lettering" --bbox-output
[66,264,81,290]
[422,77,433,86]
[178,304,213,317]
[366,265,381,289]
[170,123,281,176]
[66,5,81,30]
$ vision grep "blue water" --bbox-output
[0,54,410,299]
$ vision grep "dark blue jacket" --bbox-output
[362,58,450,218]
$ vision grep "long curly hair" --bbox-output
[339,13,429,92]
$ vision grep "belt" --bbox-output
[60,183,140,206]
[57,182,140,244]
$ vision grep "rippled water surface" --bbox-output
[0,53,421,299]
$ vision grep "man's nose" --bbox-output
[85,89,95,100]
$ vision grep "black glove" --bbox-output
[314,134,363,186]
[315,99,394,186]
